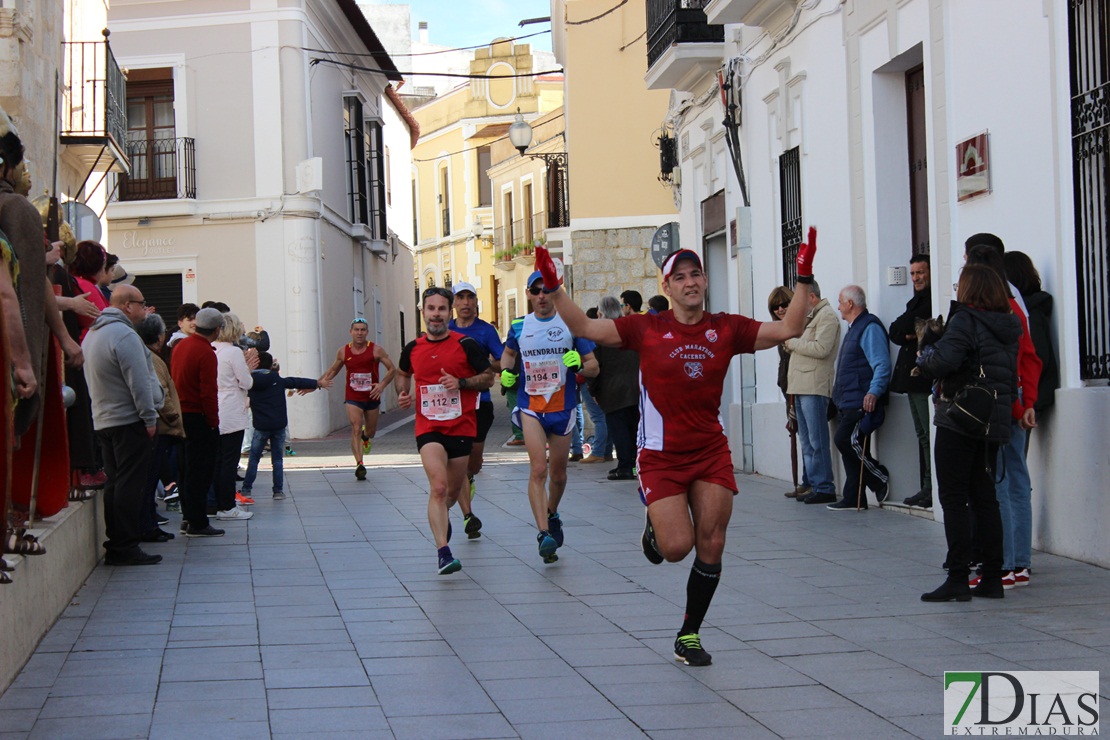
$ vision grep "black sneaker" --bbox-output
[156,514,170,526]
[463,514,482,539]
[140,529,175,543]
[273,491,286,500]
[355,463,367,481]
[104,549,163,566]
[674,633,712,666]
[547,511,564,547]
[179,520,189,534]
[642,510,663,564]
[827,498,867,511]
[802,492,837,505]
[185,525,226,538]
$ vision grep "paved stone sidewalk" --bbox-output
[1,412,1107,738]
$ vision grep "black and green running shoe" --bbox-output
[674,633,712,666]
[463,514,482,539]
[355,463,367,481]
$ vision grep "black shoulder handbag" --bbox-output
[941,350,996,438]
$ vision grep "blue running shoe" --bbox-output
[547,511,564,547]
[437,552,461,575]
[537,530,558,563]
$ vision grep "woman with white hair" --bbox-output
[213,312,257,520]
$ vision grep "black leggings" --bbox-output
[934,426,1002,579]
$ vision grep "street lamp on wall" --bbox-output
[507,108,569,170]
[508,109,533,156]
[506,108,571,230]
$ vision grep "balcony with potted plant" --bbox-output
[493,246,516,271]
[511,242,535,266]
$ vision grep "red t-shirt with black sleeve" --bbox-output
[614,310,761,453]
[399,331,491,438]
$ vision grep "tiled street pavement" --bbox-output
[3,409,1108,738]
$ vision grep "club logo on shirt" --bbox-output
[705,329,718,343]
[684,361,704,379]
[547,328,565,341]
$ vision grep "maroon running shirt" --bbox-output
[614,310,761,453]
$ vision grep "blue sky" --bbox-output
[363,0,554,53]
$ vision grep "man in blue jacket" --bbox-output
[830,285,891,511]
[242,352,329,499]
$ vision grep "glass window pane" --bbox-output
[127,102,146,130]
[153,99,175,128]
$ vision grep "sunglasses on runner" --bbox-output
[422,287,454,305]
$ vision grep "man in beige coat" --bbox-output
[783,280,841,505]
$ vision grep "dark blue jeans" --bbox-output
[242,428,286,494]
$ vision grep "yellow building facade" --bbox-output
[411,40,563,335]
[551,0,677,311]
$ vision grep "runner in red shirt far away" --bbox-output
[319,318,397,481]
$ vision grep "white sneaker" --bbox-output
[216,506,254,521]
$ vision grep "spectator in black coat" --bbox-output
[1003,251,1059,413]
[917,264,1020,602]
[888,254,934,507]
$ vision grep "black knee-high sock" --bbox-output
[680,559,721,636]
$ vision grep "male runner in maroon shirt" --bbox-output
[542,231,818,666]
[319,318,397,481]
[395,287,494,575]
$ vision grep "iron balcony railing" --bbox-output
[60,35,128,154]
[646,0,724,69]
[116,137,196,201]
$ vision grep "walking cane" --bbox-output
[857,432,868,512]
[788,396,799,490]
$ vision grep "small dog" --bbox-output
[910,315,945,376]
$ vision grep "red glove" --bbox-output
[796,226,816,282]
[534,246,561,291]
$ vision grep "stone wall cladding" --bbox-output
[570,227,662,314]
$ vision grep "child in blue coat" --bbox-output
[243,352,330,499]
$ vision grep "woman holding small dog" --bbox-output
[916,264,1020,602]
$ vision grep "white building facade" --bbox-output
[105,0,417,438]
[648,0,1110,566]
